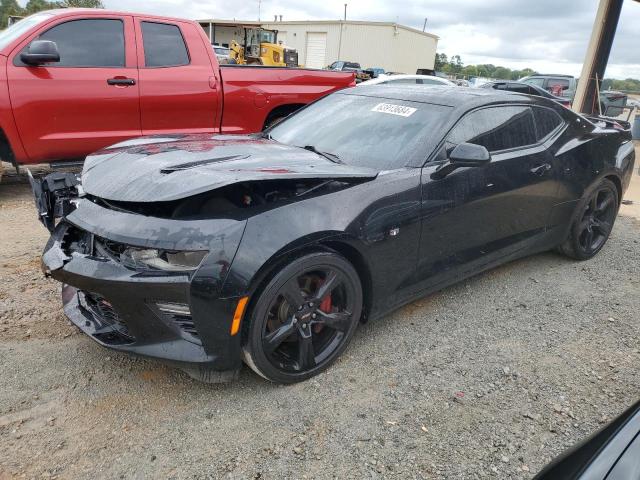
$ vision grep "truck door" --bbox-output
[7,15,141,163]
[134,19,221,135]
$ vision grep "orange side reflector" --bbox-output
[230,296,249,336]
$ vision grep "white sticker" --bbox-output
[371,103,417,117]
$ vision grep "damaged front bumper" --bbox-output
[41,199,247,382]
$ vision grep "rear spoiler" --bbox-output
[584,114,631,131]
[28,170,81,232]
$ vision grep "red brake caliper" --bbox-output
[320,294,332,313]
[315,280,332,333]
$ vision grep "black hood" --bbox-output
[82,134,378,202]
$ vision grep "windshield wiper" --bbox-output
[302,145,343,164]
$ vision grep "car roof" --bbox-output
[360,74,455,86]
[524,74,575,79]
[341,85,543,109]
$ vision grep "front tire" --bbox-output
[558,178,618,260]
[242,252,363,383]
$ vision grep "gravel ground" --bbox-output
[1,167,639,480]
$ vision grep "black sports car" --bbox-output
[31,86,635,383]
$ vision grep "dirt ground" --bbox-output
[1,155,639,479]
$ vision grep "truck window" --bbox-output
[523,77,545,88]
[141,21,189,68]
[36,19,125,67]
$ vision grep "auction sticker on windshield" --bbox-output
[371,103,417,117]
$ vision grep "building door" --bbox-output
[305,32,326,69]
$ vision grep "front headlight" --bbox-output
[121,248,208,272]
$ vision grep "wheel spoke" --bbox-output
[314,269,342,303]
[592,218,611,234]
[316,310,352,332]
[263,321,296,354]
[596,193,613,214]
[584,228,595,250]
[297,331,316,370]
[589,194,598,213]
[281,278,306,310]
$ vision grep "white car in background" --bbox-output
[358,74,456,87]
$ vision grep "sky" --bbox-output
[29,0,640,79]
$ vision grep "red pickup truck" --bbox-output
[0,9,354,177]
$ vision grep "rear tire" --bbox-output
[557,178,618,260]
[242,252,363,383]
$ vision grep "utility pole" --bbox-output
[422,17,427,32]
[344,3,347,21]
[258,0,261,21]
[573,0,623,115]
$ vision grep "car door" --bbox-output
[414,105,560,289]
[134,18,220,135]
[7,15,140,163]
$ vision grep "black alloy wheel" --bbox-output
[243,252,363,383]
[559,178,619,260]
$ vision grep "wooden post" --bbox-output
[573,0,624,115]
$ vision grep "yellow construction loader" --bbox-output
[229,28,298,67]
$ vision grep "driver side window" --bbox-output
[445,106,537,154]
[30,18,125,67]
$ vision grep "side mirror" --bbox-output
[20,40,60,65]
[450,142,491,166]
[431,143,491,180]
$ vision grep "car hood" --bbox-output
[82,134,378,202]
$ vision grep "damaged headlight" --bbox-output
[121,248,208,272]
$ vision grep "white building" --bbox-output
[198,19,438,73]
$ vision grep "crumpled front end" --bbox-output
[41,198,247,380]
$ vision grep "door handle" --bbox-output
[530,163,552,175]
[107,77,136,86]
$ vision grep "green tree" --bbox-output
[25,0,53,14]
[434,53,448,71]
[461,64,478,78]
[0,0,24,28]
[449,54,463,74]
[493,66,511,80]
[55,0,104,7]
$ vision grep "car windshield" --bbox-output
[0,12,54,50]
[269,93,453,170]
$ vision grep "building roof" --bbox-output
[196,18,439,40]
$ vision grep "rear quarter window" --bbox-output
[532,106,564,141]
